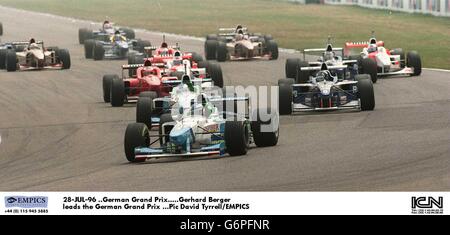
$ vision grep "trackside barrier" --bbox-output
[323,0,450,17]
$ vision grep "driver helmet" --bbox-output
[103,21,112,30]
[323,51,335,61]
[367,44,377,53]
[236,29,244,41]
[160,48,169,56]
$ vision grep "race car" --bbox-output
[278,63,375,114]
[204,25,278,61]
[123,75,279,162]
[0,39,71,72]
[344,33,422,77]
[104,57,222,107]
[78,20,135,44]
[286,38,378,83]
[83,30,151,60]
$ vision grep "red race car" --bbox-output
[344,33,421,77]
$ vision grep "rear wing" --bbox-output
[122,64,144,70]
[162,78,212,86]
[144,45,181,51]
[10,40,44,45]
[300,65,347,71]
[302,47,344,60]
[344,41,384,56]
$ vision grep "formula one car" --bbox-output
[0,39,71,72]
[78,20,135,44]
[278,63,375,114]
[204,25,278,61]
[286,38,378,83]
[344,33,421,77]
[83,30,151,60]
[104,56,222,107]
[124,75,279,162]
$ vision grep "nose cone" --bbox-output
[33,50,45,60]
[170,127,194,146]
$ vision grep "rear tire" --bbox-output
[78,28,88,44]
[285,58,300,79]
[58,49,71,69]
[266,40,278,60]
[225,121,249,156]
[102,74,118,102]
[93,42,105,60]
[0,49,7,70]
[279,83,293,115]
[360,58,377,83]
[124,123,149,162]
[84,39,95,59]
[278,78,294,86]
[407,51,422,76]
[205,40,218,60]
[5,50,17,72]
[356,74,375,111]
[190,52,203,63]
[110,77,125,107]
[136,97,153,128]
[251,108,279,147]
[295,60,310,83]
[206,34,218,41]
[216,41,228,62]
[136,39,151,53]
[121,28,135,39]
[207,63,224,88]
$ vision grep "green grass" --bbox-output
[1,0,449,68]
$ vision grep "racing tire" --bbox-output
[136,97,153,128]
[266,40,279,60]
[5,50,17,72]
[78,28,89,44]
[84,39,95,59]
[225,121,249,156]
[124,123,149,163]
[360,58,377,83]
[251,108,279,147]
[102,74,118,103]
[207,63,224,88]
[190,52,203,63]
[197,61,210,69]
[110,77,125,107]
[216,41,228,62]
[295,60,310,84]
[136,39,151,53]
[356,74,375,111]
[407,51,422,76]
[278,83,293,115]
[0,22,3,36]
[93,42,105,61]
[0,49,7,70]
[206,34,218,41]
[127,53,144,77]
[139,91,158,99]
[58,49,71,69]
[390,48,405,67]
[278,78,294,86]
[285,58,300,79]
[205,40,218,60]
[264,35,273,41]
[158,113,174,146]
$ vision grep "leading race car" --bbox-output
[0,39,71,72]
[83,30,151,60]
[344,32,422,77]
[278,63,375,114]
[204,25,278,61]
[78,20,135,44]
[123,75,279,162]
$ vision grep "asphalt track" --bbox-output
[0,7,449,191]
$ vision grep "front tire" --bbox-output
[124,123,149,162]
[205,40,218,60]
[285,58,300,79]
[84,39,95,59]
[360,58,377,83]
[407,51,422,76]
[93,42,105,61]
[225,121,249,156]
[266,40,278,60]
[5,50,17,72]
[216,41,228,62]
[58,49,71,69]
[136,97,154,128]
[207,63,224,88]
[251,108,279,147]
[110,77,125,107]
[356,74,375,111]
[102,74,118,102]
[278,83,293,115]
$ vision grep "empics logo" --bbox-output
[4,196,48,208]
[411,196,443,214]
